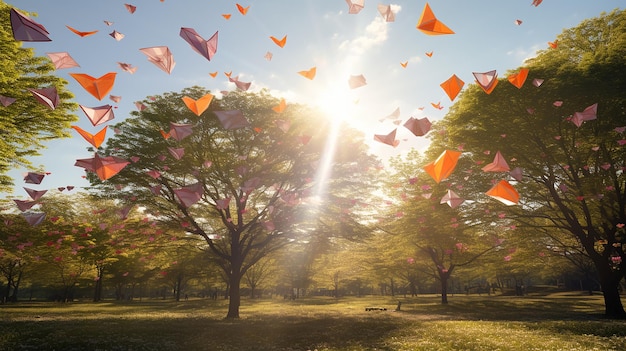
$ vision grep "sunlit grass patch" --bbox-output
[1,295,625,350]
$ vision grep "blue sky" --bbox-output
[4,0,623,198]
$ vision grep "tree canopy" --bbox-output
[0,3,77,191]
[91,87,379,317]
[428,8,626,317]
[380,149,506,303]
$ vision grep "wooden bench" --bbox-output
[365,307,387,311]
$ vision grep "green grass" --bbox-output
[1,293,626,350]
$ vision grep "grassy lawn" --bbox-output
[1,292,626,350]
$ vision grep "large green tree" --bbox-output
[0,2,77,190]
[430,9,626,317]
[0,212,37,302]
[92,87,378,318]
[380,150,503,303]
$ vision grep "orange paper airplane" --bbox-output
[75,154,129,181]
[507,68,529,89]
[424,150,461,183]
[182,94,213,116]
[272,98,287,113]
[417,3,454,35]
[298,67,316,80]
[66,25,98,37]
[71,125,107,148]
[236,4,249,15]
[431,101,443,110]
[486,180,519,205]
[440,74,465,101]
[270,35,287,48]
[70,72,117,100]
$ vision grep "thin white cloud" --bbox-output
[507,43,543,66]
[408,55,423,64]
[338,18,388,55]
[236,77,299,103]
[337,5,402,56]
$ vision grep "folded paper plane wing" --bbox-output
[486,180,519,205]
[70,73,117,100]
[424,150,461,183]
[71,125,107,148]
[10,8,51,42]
[215,110,250,129]
[417,3,454,35]
[80,104,115,126]
[182,94,213,116]
[140,46,175,74]
[180,27,218,61]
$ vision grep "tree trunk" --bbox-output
[129,283,136,301]
[440,275,449,304]
[409,281,417,297]
[114,283,123,301]
[3,271,13,303]
[227,271,241,318]
[438,268,453,305]
[224,282,230,299]
[602,285,625,318]
[93,279,101,302]
[63,286,71,303]
[93,267,103,302]
[597,267,626,318]
[4,278,12,303]
[10,270,23,302]
[175,274,182,302]
[226,246,243,318]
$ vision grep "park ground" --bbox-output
[1,291,626,351]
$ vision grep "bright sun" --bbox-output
[316,84,359,127]
[309,83,359,198]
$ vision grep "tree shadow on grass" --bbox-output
[3,296,626,350]
[397,294,610,321]
[396,295,626,338]
[0,313,405,351]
